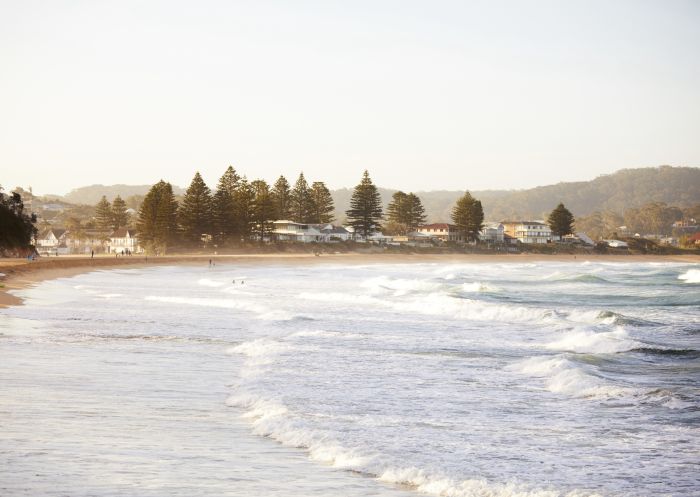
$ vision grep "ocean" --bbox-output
[1,261,698,497]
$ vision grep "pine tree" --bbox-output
[212,166,240,244]
[386,191,408,235]
[290,172,313,223]
[251,180,275,241]
[111,195,128,229]
[386,191,425,234]
[137,180,178,254]
[309,181,335,224]
[406,193,427,232]
[548,202,575,238]
[233,177,255,240]
[154,182,179,249]
[271,175,292,220]
[346,170,383,239]
[178,172,213,245]
[451,192,484,242]
[95,196,113,233]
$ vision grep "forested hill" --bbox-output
[63,184,185,205]
[331,166,699,222]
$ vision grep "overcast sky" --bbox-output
[1,0,698,196]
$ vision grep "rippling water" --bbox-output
[1,261,699,497]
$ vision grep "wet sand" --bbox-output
[1,252,698,308]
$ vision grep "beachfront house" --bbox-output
[108,228,140,254]
[35,228,68,255]
[271,221,324,243]
[311,224,351,242]
[502,221,556,244]
[417,223,464,243]
[479,223,505,243]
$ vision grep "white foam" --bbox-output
[545,327,641,354]
[197,278,226,287]
[378,466,600,497]
[461,282,495,293]
[97,293,124,299]
[360,276,443,296]
[229,391,600,497]
[678,269,700,283]
[145,295,295,320]
[511,356,631,399]
[227,338,291,358]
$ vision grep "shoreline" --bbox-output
[1,252,698,309]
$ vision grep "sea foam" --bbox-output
[678,269,700,283]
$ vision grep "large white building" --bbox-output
[271,221,351,243]
[108,228,140,254]
[502,221,556,244]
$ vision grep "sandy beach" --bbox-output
[1,252,698,309]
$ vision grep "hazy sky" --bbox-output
[1,0,699,196]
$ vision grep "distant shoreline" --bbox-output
[1,252,698,309]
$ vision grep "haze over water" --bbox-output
[1,261,699,496]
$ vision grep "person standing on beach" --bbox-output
[91,250,94,259]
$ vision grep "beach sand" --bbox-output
[1,252,698,308]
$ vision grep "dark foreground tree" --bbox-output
[234,177,255,240]
[179,172,213,245]
[272,175,292,221]
[451,192,484,242]
[346,170,383,239]
[251,180,275,241]
[290,173,313,223]
[548,202,575,238]
[309,181,335,224]
[0,186,36,253]
[136,180,178,253]
[212,166,240,244]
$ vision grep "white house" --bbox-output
[271,221,324,243]
[479,223,505,243]
[108,228,140,254]
[502,221,556,244]
[35,228,67,254]
[311,224,351,242]
[417,223,464,242]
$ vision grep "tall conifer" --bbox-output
[178,172,213,245]
[95,196,113,233]
[272,175,292,220]
[111,195,128,229]
[548,203,575,238]
[309,181,335,224]
[290,173,313,223]
[346,170,383,239]
[451,192,484,242]
[212,166,240,244]
[251,180,276,240]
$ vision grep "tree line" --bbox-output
[135,167,337,253]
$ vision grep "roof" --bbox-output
[110,228,136,237]
[419,223,456,230]
[38,228,66,239]
[501,220,547,226]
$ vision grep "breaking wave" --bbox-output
[228,391,603,497]
[678,269,700,283]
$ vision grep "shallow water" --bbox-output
[1,261,699,496]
